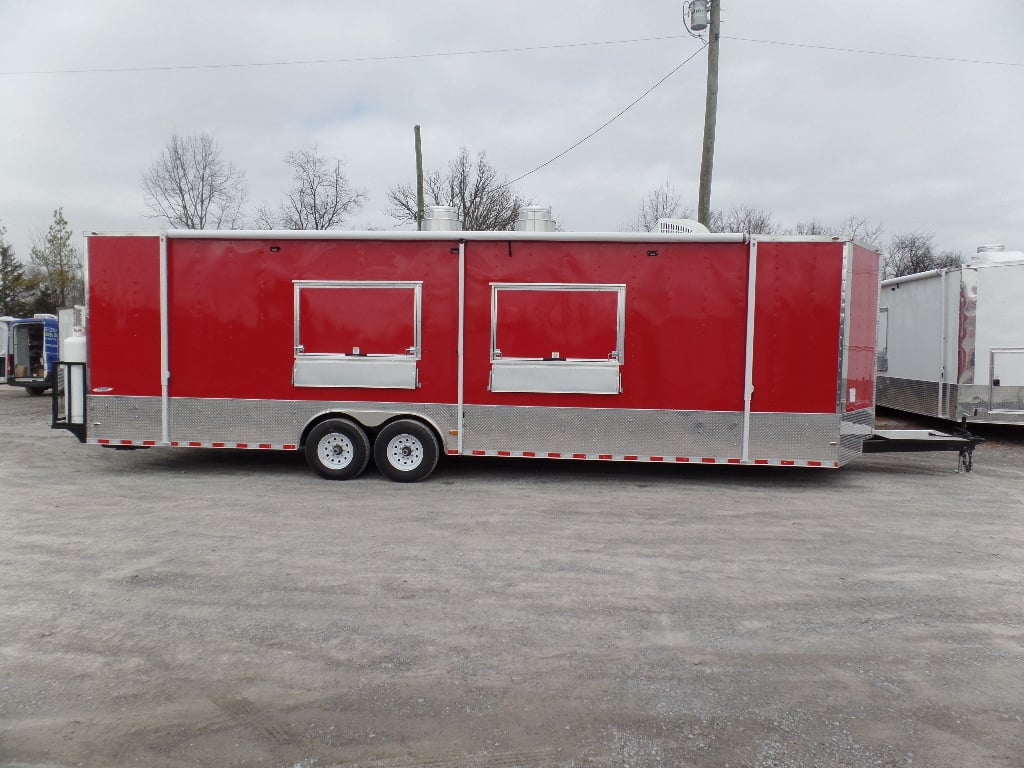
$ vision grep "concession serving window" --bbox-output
[292,280,422,389]
[489,282,625,395]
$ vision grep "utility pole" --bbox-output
[697,0,720,227]
[414,125,425,230]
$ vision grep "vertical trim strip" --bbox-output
[938,268,947,417]
[159,234,170,445]
[837,242,852,412]
[741,239,758,463]
[457,239,466,454]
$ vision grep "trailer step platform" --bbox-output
[862,427,983,472]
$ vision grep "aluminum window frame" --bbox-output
[488,282,626,395]
[293,280,423,360]
[489,282,627,364]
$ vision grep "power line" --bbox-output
[724,36,1024,68]
[502,44,708,188]
[0,34,691,77]
[3,31,1018,78]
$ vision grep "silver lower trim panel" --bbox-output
[876,376,957,419]
[88,396,163,443]
[464,405,855,464]
[878,376,1024,424]
[87,396,457,449]
[86,396,866,464]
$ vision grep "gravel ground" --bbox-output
[1,386,1022,768]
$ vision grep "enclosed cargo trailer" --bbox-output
[877,244,1024,425]
[52,230,977,480]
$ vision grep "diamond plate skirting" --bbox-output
[88,396,869,464]
[839,407,874,466]
[464,405,855,464]
[876,376,958,419]
[463,405,743,458]
[748,412,841,464]
[87,396,458,449]
[88,395,162,443]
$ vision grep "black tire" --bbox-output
[26,386,48,396]
[373,419,440,483]
[305,418,371,480]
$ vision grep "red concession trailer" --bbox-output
[54,230,895,481]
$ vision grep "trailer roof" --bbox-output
[154,229,749,244]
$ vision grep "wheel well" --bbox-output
[300,412,445,451]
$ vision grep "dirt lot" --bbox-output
[1,386,1022,768]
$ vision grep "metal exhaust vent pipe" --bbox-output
[423,206,462,231]
[516,205,555,232]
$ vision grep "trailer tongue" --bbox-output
[862,422,983,472]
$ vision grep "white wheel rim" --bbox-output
[386,433,424,471]
[317,433,356,470]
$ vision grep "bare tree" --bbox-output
[884,231,961,279]
[28,208,83,310]
[388,148,527,231]
[707,205,780,235]
[142,132,247,229]
[620,182,691,232]
[256,145,366,230]
[791,215,885,250]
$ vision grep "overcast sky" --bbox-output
[1,0,1021,261]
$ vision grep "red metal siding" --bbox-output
[86,236,162,397]
[751,241,844,414]
[845,244,880,411]
[464,240,750,410]
[165,238,459,402]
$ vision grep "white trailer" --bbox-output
[877,244,1024,424]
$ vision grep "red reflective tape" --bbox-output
[497,450,511,457]
[283,444,297,450]
[675,457,689,463]
[572,453,587,459]
[727,458,741,464]
[170,441,180,447]
[188,441,202,447]
[807,460,822,467]
[623,455,639,461]
[235,442,248,449]
[650,456,664,462]
[781,460,796,466]
[142,440,156,446]
[547,452,561,458]
[447,449,459,455]
[598,454,613,460]
[701,457,716,464]
[212,442,226,448]
[258,443,272,449]
[754,459,770,465]
[119,439,133,445]
[97,439,110,445]
[471,450,486,456]
[522,451,537,457]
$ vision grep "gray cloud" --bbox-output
[1,0,1021,261]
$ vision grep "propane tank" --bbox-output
[64,329,87,424]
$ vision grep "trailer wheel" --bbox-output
[374,419,440,483]
[305,418,371,480]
